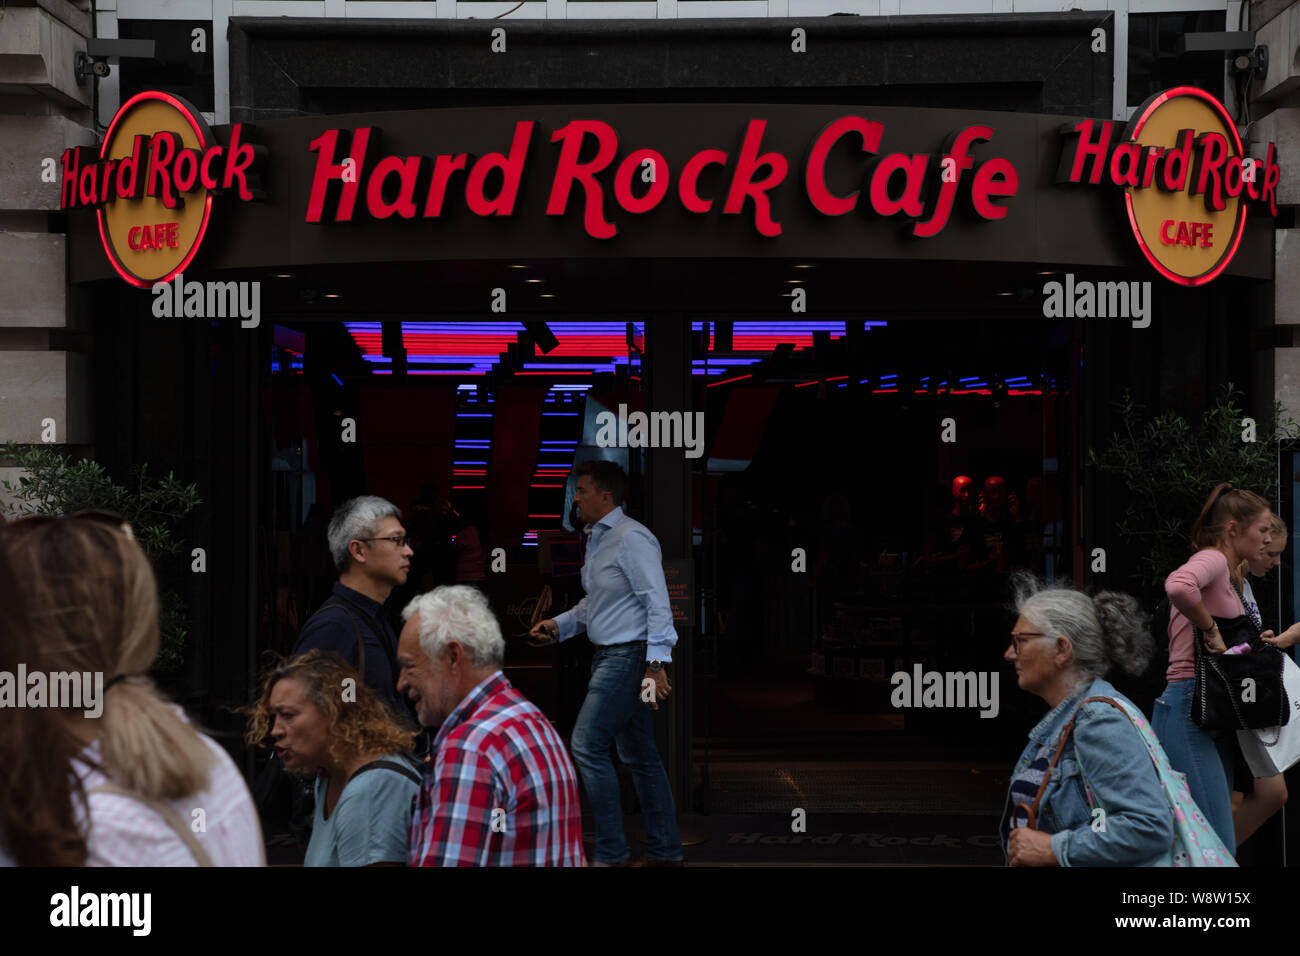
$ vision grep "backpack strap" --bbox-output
[1025,715,1077,830]
[320,595,401,682]
[90,783,215,867]
[350,755,424,787]
[1027,695,1129,828]
[319,599,369,679]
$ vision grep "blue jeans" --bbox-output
[569,641,682,863]
[1152,679,1236,849]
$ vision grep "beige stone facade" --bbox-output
[1252,2,1300,420]
[0,0,94,509]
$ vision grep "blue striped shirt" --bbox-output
[553,506,679,663]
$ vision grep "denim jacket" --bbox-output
[1000,678,1174,866]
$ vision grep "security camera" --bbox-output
[75,39,155,85]
[74,52,112,84]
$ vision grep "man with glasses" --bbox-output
[294,495,415,721]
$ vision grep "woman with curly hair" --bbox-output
[245,650,421,866]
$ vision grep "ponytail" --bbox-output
[100,678,214,799]
[1190,482,1270,552]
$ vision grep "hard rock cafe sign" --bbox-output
[1058,86,1280,286]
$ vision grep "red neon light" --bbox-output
[452,485,486,489]
[707,373,753,388]
[399,334,630,356]
[1124,190,1244,287]
[531,484,565,488]
[360,333,842,358]
[1123,87,1247,287]
[96,91,214,289]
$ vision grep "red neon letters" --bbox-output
[60,124,260,211]
[1060,118,1280,215]
[304,116,1018,239]
[127,222,180,251]
[804,119,1017,235]
[1160,219,1214,248]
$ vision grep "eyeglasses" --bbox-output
[358,534,408,548]
[1008,631,1049,656]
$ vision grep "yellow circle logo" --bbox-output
[96,92,214,288]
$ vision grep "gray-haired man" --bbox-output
[294,495,415,719]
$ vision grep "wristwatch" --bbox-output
[647,660,664,672]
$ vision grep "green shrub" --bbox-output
[1089,384,1300,591]
[1,444,201,673]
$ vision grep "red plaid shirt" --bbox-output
[409,672,585,866]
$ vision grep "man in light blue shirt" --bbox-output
[531,460,683,865]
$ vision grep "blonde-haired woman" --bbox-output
[0,513,264,866]
[245,650,421,866]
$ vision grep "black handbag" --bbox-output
[1192,614,1290,730]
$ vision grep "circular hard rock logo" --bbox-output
[97,92,214,288]
[1123,87,1248,286]
[60,90,261,288]
[1058,86,1279,286]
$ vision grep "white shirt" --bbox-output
[71,731,265,867]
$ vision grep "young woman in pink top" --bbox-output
[1156,483,1273,851]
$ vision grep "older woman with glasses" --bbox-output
[1000,574,1189,867]
[244,650,421,866]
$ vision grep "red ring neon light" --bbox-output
[96,91,214,289]
[1122,86,1246,287]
